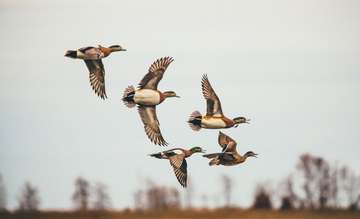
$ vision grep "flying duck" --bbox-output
[122,57,179,146]
[203,131,257,166]
[150,146,205,187]
[65,45,126,99]
[188,74,250,131]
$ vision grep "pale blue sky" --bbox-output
[0,0,360,210]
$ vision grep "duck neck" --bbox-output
[241,154,249,162]
[98,46,112,57]
[163,92,174,98]
[160,92,175,102]
[223,117,236,127]
[185,149,194,158]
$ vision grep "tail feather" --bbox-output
[188,111,202,131]
[122,85,136,108]
[149,152,164,159]
[65,50,77,58]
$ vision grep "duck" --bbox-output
[188,74,250,131]
[122,57,179,146]
[65,45,126,99]
[150,146,206,187]
[203,131,257,166]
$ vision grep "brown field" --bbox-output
[1,209,359,219]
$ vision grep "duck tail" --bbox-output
[64,50,77,58]
[188,111,202,131]
[149,152,164,159]
[122,85,136,108]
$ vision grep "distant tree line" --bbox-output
[0,175,111,213]
[0,153,359,212]
[134,179,181,210]
[71,177,112,211]
[0,174,7,212]
[252,153,360,211]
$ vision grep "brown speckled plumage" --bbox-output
[65,45,125,99]
[123,57,178,147]
[203,132,257,166]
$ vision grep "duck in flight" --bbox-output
[203,131,257,166]
[65,45,126,99]
[188,74,250,131]
[122,57,179,146]
[150,147,205,187]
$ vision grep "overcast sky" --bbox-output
[1,0,360,210]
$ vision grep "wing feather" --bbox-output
[138,57,174,90]
[137,106,168,146]
[201,74,223,116]
[169,154,187,187]
[79,46,94,53]
[218,131,237,152]
[203,152,236,162]
[84,60,107,99]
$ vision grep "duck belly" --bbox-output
[201,117,227,129]
[134,89,161,106]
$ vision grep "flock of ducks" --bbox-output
[65,45,258,187]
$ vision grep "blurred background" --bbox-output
[0,0,360,218]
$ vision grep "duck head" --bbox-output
[108,45,127,52]
[189,147,206,154]
[163,91,180,98]
[233,116,250,127]
[244,151,258,159]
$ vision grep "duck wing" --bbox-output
[169,154,187,187]
[84,59,107,99]
[203,153,222,159]
[201,74,223,116]
[164,148,185,156]
[220,152,236,161]
[138,57,174,90]
[137,106,168,146]
[80,47,104,60]
[203,152,236,161]
[79,46,93,52]
[218,131,237,153]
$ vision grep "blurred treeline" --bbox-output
[0,153,359,215]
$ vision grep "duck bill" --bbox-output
[245,118,251,124]
[121,48,127,51]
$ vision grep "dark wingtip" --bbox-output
[202,74,208,80]
[65,50,77,58]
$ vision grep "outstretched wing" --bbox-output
[138,106,168,146]
[169,154,187,187]
[138,57,174,90]
[84,60,107,99]
[218,131,237,152]
[201,74,223,116]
